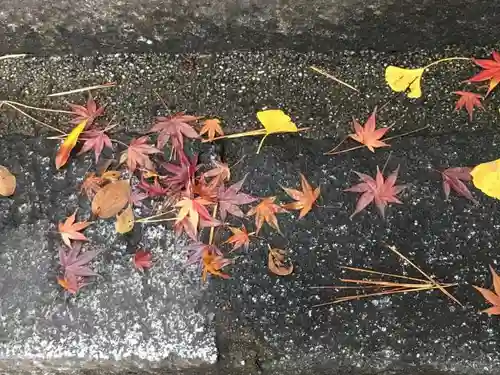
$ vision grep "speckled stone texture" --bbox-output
[0,0,499,54]
[0,137,217,373]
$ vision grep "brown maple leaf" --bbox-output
[58,210,91,248]
[439,167,477,203]
[349,108,390,152]
[467,51,500,96]
[282,173,320,218]
[453,91,483,120]
[69,95,105,126]
[473,265,500,315]
[199,118,224,142]
[225,225,254,252]
[345,166,407,219]
[81,173,103,199]
[247,196,287,234]
[78,129,113,162]
[126,136,161,172]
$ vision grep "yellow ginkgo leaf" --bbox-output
[385,66,425,98]
[471,159,500,199]
[202,109,309,154]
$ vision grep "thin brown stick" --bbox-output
[1,102,65,134]
[47,82,116,97]
[208,204,218,245]
[310,66,360,93]
[340,266,429,283]
[2,100,74,114]
[0,54,26,61]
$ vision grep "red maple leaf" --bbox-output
[59,242,100,278]
[439,167,477,203]
[78,129,113,162]
[217,175,258,221]
[453,91,483,120]
[467,51,500,96]
[69,96,105,126]
[185,242,222,267]
[345,166,407,219]
[150,113,200,153]
[133,250,153,271]
[162,151,198,192]
[349,108,390,152]
[126,136,161,172]
[138,177,169,197]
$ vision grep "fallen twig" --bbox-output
[310,66,360,93]
[48,82,117,97]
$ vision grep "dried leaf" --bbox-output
[453,91,483,120]
[200,118,224,141]
[282,173,320,218]
[440,167,477,203]
[59,242,100,278]
[78,129,113,162]
[81,173,103,199]
[471,158,500,199]
[175,197,216,236]
[116,205,135,233]
[0,165,16,196]
[467,51,500,96]
[69,95,105,126]
[138,177,169,197]
[385,66,425,98]
[101,170,121,181]
[225,225,253,252]
[162,151,198,192]
[247,196,287,234]
[473,265,500,315]
[202,247,232,282]
[345,166,407,219]
[150,113,201,153]
[55,120,87,169]
[217,175,257,220]
[126,136,161,173]
[58,210,91,248]
[349,108,390,152]
[92,180,131,218]
[203,160,231,185]
[268,247,293,276]
[133,249,153,271]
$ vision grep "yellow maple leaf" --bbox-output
[385,66,425,98]
[471,159,500,199]
[201,109,309,154]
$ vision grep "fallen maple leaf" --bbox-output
[203,160,231,185]
[58,210,91,248]
[453,91,483,120]
[200,118,224,142]
[193,176,219,202]
[467,51,500,96]
[349,108,390,152]
[185,242,223,267]
[217,176,258,220]
[130,190,148,207]
[202,247,231,282]
[162,151,198,192]
[345,166,407,219]
[126,136,161,173]
[268,246,293,276]
[69,95,105,126]
[174,217,198,241]
[81,173,103,199]
[59,241,100,278]
[473,265,500,315]
[225,225,253,252]
[150,113,201,152]
[138,177,169,197]
[57,275,84,294]
[282,173,320,218]
[55,120,87,169]
[133,250,153,271]
[175,197,216,235]
[439,167,477,203]
[78,129,113,162]
[247,196,287,234]
[0,165,16,197]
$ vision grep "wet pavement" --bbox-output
[1,48,500,374]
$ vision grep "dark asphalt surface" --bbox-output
[2,47,500,374]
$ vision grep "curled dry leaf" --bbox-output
[268,246,293,276]
[92,180,131,218]
[116,204,135,234]
[0,165,16,197]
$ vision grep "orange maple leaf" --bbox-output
[55,120,87,169]
[225,225,254,252]
[201,248,231,282]
[81,173,103,199]
[349,108,390,152]
[58,210,91,248]
[282,173,320,218]
[473,265,500,315]
[199,118,224,142]
[247,196,287,234]
[175,197,216,236]
[453,91,483,120]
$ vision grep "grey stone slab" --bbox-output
[208,132,500,375]
[0,0,499,54]
[0,136,217,372]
